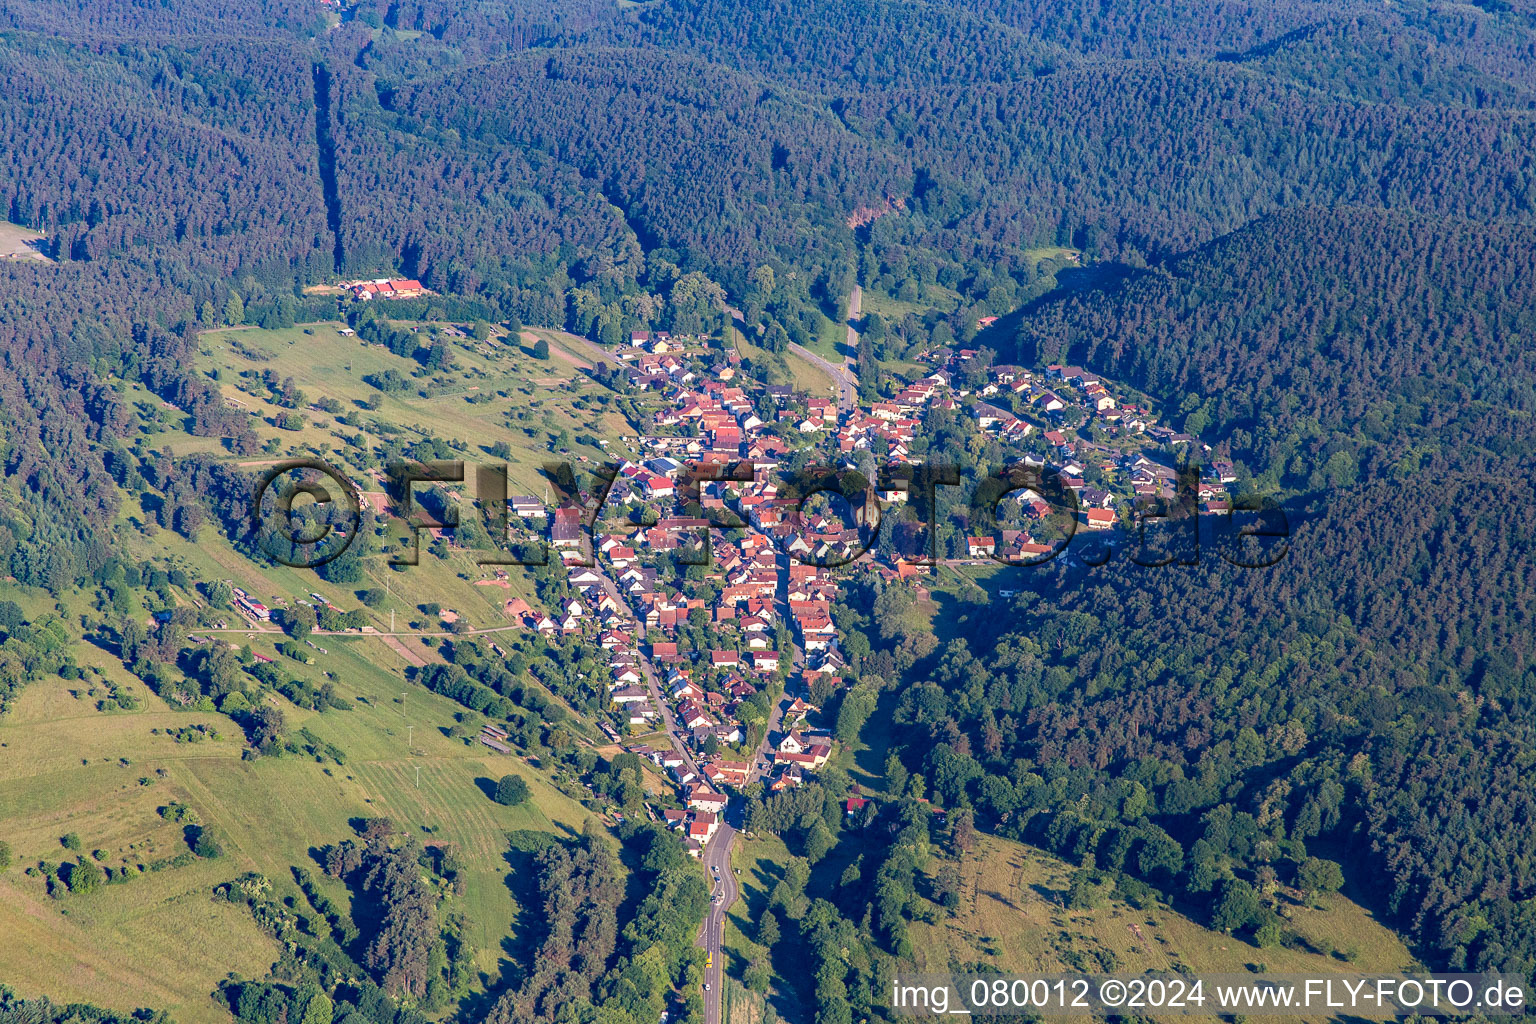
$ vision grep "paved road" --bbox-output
[790,341,856,414]
[588,564,706,778]
[791,283,861,415]
[587,558,735,1024]
[845,283,862,363]
[583,561,800,1024]
[545,327,622,370]
[695,552,799,1024]
[754,547,801,778]
[689,552,806,1021]
[729,296,854,414]
[699,821,740,1024]
[222,498,781,1024]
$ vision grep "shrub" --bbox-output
[66,858,103,894]
[493,774,530,806]
[159,802,199,824]
[188,825,224,859]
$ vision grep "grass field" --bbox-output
[1022,245,1082,266]
[159,320,658,630]
[734,329,839,402]
[0,617,599,1021]
[0,220,51,262]
[723,978,772,1024]
[790,309,850,365]
[911,835,1413,1022]
[856,251,1077,329]
[721,829,1414,1024]
[0,316,643,1019]
[785,350,836,398]
[858,286,958,322]
[837,691,896,797]
[193,321,632,495]
[725,832,806,1023]
[0,315,655,1019]
[131,485,547,638]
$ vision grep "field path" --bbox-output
[520,329,596,371]
[545,329,623,369]
[379,633,428,668]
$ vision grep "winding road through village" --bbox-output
[586,556,795,1024]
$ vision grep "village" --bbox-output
[209,300,1242,861]
[404,315,1244,858]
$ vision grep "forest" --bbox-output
[749,209,1536,1019]
[1,0,1535,1021]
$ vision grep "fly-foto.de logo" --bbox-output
[248,458,1289,572]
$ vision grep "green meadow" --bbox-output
[0,628,597,1021]
[722,830,1414,1024]
[115,319,645,635]
[0,318,645,1019]
[187,320,638,495]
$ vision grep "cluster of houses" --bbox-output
[915,353,1235,554]
[617,343,1233,561]
[232,586,271,623]
[635,701,830,857]
[661,784,729,856]
[597,334,1246,850]
[482,366,866,841]
[591,473,846,795]
[480,473,842,831]
[344,278,426,301]
[513,319,1234,811]
[331,312,1242,855]
[497,573,619,638]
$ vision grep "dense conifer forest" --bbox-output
[1,0,1535,1020]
